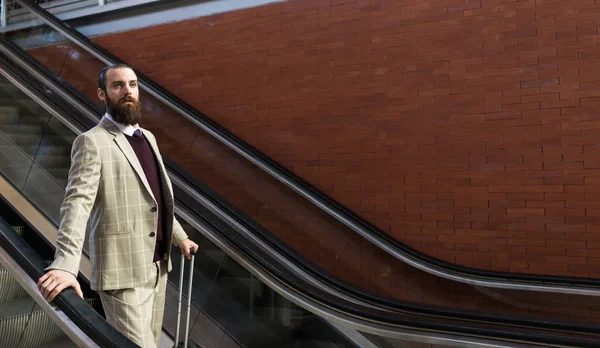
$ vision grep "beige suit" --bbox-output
[47,117,188,347]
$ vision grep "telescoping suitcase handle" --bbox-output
[174,248,197,348]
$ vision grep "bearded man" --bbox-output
[37,64,198,348]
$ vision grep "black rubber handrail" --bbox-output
[2,51,600,347]
[0,216,139,348]
[14,0,600,287]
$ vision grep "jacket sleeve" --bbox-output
[171,216,189,247]
[46,133,101,276]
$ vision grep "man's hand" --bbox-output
[37,269,83,302]
[178,239,198,260]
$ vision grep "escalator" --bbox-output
[5,0,600,299]
[2,2,600,348]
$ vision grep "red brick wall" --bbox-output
[28,0,600,281]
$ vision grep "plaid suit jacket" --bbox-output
[47,117,189,290]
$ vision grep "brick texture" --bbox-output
[23,0,600,323]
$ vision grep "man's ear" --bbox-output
[97,88,106,102]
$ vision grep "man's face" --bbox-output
[97,67,142,125]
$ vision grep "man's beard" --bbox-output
[106,94,142,125]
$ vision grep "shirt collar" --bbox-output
[104,113,139,137]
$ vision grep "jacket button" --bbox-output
[151,207,157,212]
[149,232,156,237]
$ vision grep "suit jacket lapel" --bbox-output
[102,118,157,204]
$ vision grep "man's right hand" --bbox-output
[37,270,83,302]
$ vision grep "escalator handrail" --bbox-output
[2,52,600,347]
[0,216,139,348]
[14,0,600,291]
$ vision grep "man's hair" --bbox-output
[98,63,135,92]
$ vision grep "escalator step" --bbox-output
[0,301,65,348]
[0,105,19,123]
[0,95,50,120]
[0,297,37,319]
[0,126,45,145]
[0,297,97,348]
[39,337,79,348]
[0,268,29,303]
[0,140,36,167]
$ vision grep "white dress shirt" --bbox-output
[104,113,140,136]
